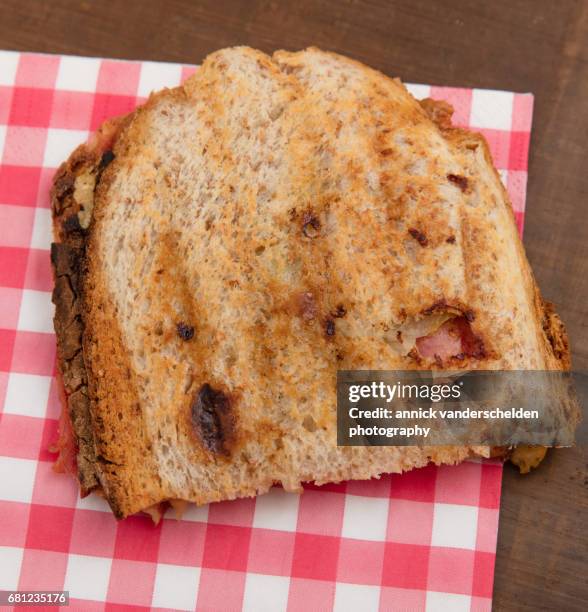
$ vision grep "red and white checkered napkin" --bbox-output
[0,51,534,611]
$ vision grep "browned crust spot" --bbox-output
[325,318,336,337]
[301,210,321,238]
[191,383,235,455]
[176,322,195,341]
[447,173,469,192]
[331,304,347,318]
[408,227,428,246]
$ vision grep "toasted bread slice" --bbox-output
[51,47,570,519]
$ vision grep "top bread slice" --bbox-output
[50,46,571,519]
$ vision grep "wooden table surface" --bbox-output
[1,1,586,609]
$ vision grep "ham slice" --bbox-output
[50,376,78,477]
[51,403,77,477]
[416,316,483,361]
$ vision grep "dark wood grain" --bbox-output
[1,1,586,608]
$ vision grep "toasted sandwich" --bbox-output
[50,47,571,520]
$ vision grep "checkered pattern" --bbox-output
[0,50,534,611]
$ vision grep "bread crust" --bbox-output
[50,116,145,514]
[50,47,572,519]
[51,144,101,495]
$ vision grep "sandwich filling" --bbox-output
[416,316,484,362]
